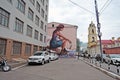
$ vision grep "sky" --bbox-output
[48,0,120,42]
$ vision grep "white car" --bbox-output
[28,51,50,65]
[49,52,59,61]
[105,54,120,65]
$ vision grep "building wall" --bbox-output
[47,22,78,51]
[103,47,120,54]
[0,0,49,60]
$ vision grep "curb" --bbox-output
[9,62,27,71]
[12,63,27,71]
[80,58,120,80]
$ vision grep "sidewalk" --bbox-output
[79,57,120,80]
[8,58,27,69]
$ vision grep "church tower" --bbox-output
[88,21,97,47]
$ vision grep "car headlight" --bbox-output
[39,58,42,59]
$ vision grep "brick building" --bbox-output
[0,0,49,60]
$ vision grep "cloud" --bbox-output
[48,0,120,42]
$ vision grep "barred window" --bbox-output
[25,44,31,54]
[45,15,47,21]
[0,7,10,27]
[40,33,43,42]
[15,18,24,33]
[36,1,40,13]
[45,25,46,32]
[35,15,39,26]
[13,41,22,54]
[41,9,44,18]
[28,8,34,21]
[17,0,25,14]
[27,25,32,37]
[45,5,48,12]
[40,20,44,29]
[0,38,6,55]
[34,30,38,40]
[44,36,46,43]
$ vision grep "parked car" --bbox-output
[28,51,50,65]
[105,54,120,65]
[49,52,59,61]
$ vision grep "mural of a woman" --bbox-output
[50,24,71,54]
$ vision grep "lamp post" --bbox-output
[94,0,103,63]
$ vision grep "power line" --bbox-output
[68,0,95,14]
[68,0,113,16]
[99,0,113,15]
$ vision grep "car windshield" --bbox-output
[110,54,120,58]
[34,52,43,56]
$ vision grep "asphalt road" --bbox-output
[0,58,117,80]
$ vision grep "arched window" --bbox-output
[92,29,94,34]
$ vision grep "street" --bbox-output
[0,58,116,80]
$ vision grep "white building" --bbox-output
[0,0,49,60]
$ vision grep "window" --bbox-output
[40,20,44,29]
[44,36,46,43]
[17,0,25,14]
[92,29,94,34]
[40,33,43,42]
[0,7,10,27]
[27,25,32,37]
[45,5,48,11]
[15,18,24,33]
[45,15,47,21]
[30,0,35,5]
[0,38,6,55]
[28,8,34,21]
[41,9,44,18]
[13,41,22,54]
[25,44,31,54]
[33,45,38,53]
[36,1,40,13]
[52,24,54,27]
[35,15,39,26]
[45,25,46,32]
[34,30,38,40]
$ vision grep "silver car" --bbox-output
[28,51,50,65]
[105,54,120,65]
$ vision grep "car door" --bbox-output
[44,52,49,61]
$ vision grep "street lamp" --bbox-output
[94,0,103,63]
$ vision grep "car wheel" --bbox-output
[48,59,50,63]
[41,60,45,65]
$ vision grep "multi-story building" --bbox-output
[0,0,49,60]
[47,22,78,53]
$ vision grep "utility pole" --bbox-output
[94,0,103,63]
